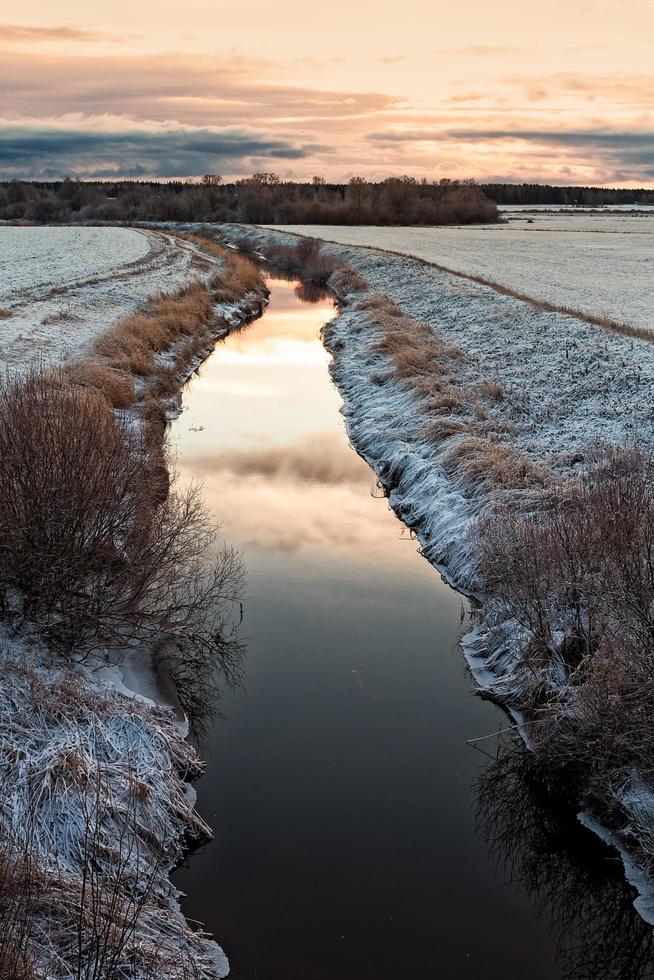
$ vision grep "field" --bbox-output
[0,226,218,368]
[269,211,654,333]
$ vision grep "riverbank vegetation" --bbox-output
[0,367,243,658]
[0,234,268,976]
[479,447,654,866]
[0,176,497,225]
[241,224,654,908]
[67,237,268,424]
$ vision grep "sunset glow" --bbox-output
[1,0,653,185]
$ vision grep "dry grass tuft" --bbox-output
[93,281,217,378]
[477,380,505,401]
[445,436,547,489]
[353,291,537,486]
[422,418,467,443]
[65,361,136,409]
[0,308,12,319]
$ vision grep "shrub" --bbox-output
[0,368,243,656]
[477,446,654,806]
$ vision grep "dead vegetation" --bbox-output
[0,234,267,975]
[0,675,225,978]
[0,308,12,319]
[477,446,654,849]
[444,436,547,489]
[65,361,136,409]
[93,281,216,377]
[0,367,244,659]
[348,291,543,491]
[259,236,367,295]
[64,234,268,425]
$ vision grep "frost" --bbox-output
[267,216,654,333]
[0,226,222,370]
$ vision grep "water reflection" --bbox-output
[171,278,654,979]
[475,741,654,979]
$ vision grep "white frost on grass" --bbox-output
[224,222,654,923]
[267,216,654,333]
[0,630,229,977]
[0,226,221,370]
[233,224,654,473]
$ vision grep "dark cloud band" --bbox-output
[0,125,323,178]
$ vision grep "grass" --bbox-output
[0,308,11,319]
[65,361,136,409]
[77,235,267,426]
[444,436,547,489]
[349,291,542,487]
[92,281,215,377]
[316,232,651,342]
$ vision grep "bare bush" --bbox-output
[478,446,654,809]
[0,844,38,979]
[265,238,338,284]
[0,368,244,657]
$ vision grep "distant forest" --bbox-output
[1,177,652,226]
[481,183,654,206]
[0,176,497,225]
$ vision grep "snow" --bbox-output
[267,216,654,333]
[220,221,654,925]
[0,629,229,977]
[0,226,221,369]
[0,226,270,977]
[235,224,654,471]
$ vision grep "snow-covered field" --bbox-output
[0,226,219,368]
[268,213,653,333]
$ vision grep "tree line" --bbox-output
[481,182,654,206]
[0,175,497,225]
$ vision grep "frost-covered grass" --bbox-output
[222,223,654,924]
[267,216,654,334]
[0,634,229,978]
[0,227,219,369]
[228,224,654,470]
[0,229,269,978]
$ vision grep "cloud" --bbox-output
[0,23,129,43]
[0,50,402,125]
[458,45,517,56]
[190,434,373,487]
[0,119,325,178]
[370,126,653,153]
[503,72,654,109]
[442,127,654,162]
[366,125,654,183]
[445,93,486,104]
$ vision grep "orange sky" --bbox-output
[1,0,653,185]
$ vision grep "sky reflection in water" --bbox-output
[171,279,654,980]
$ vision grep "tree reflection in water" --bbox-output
[474,739,654,979]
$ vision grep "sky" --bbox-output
[1,0,653,185]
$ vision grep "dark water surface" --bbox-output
[171,279,654,980]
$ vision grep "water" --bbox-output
[171,278,654,980]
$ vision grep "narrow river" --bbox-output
[171,278,654,980]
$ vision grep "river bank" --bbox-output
[186,222,654,932]
[0,232,268,978]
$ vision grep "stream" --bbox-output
[171,277,654,980]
